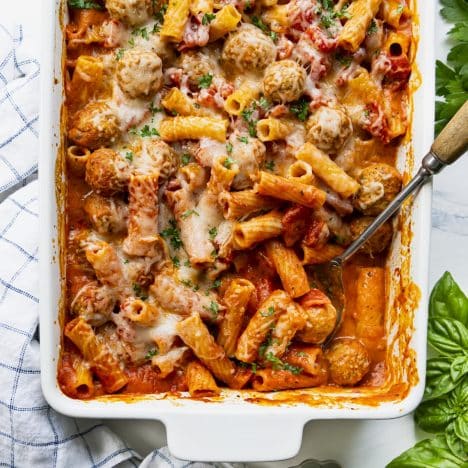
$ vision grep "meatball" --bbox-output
[354,163,402,215]
[71,282,116,326]
[228,135,266,190]
[84,192,128,235]
[85,148,131,194]
[148,35,176,66]
[349,216,393,255]
[68,102,121,150]
[105,0,153,25]
[179,51,217,87]
[297,289,337,344]
[139,139,178,180]
[263,60,306,103]
[221,24,276,72]
[325,338,371,386]
[306,106,353,153]
[117,48,163,99]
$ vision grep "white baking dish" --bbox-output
[39,0,435,461]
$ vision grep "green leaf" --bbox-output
[430,272,468,326]
[448,43,468,74]
[451,355,468,382]
[386,435,466,467]
[440,0,468,23]
[454,412,468,443]
[436,61,457,96]
[445,422,468,460]
[424,357,460,401]
[448,22,468,41]
[68,0,103,9]
[414,397,458,433]
[428,317,468,356]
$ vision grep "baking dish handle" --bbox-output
[164,412,306,462]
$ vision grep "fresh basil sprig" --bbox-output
[387,272,468,467]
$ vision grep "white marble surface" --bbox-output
[106,8,468,468]
[6,1,464,466]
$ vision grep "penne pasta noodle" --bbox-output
[265,240,309,298]
[160,0,191,41]
[209,5,242,41]
[296,143,360,198]
[66,146,90,176]
[381,0,411,28]
[217,278,255,356]
[255,171,327,209]
[256,118,293,142]
[300,243,344,265]
[218,190,277,220]
[186,361,220,397]
[233,210,283,249]
[337,0,383,52]
[224,80,261,116]
[160,116,228,142]
[65,318,128,393]
[162,88,204,116]
[84,240,124,289]
[286,160,315,185]
[252,368,327,391]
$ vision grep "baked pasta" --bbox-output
[59,0,414,397]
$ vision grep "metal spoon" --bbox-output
[319,100,468,345]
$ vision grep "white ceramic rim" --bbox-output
[39,1,435,461]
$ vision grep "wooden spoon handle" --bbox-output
[431,100,468,165]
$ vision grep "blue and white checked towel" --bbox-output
[0,9,238,468]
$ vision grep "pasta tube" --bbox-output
[162,88,204,116]
[65,318,128,393]
[287,160,315,185]
[66,146,90,176]
[255,171,326,209]
[265,240,309,298]
[219,190,277,220]
[209,5,242,42]
[256,118,293,142]
[217,278,255,356]
[233,210,283,249]
[160,116,228,142]
[160,0,191,42]
[224,80,261,116]
[186,361,220,397]
[296,143,360,198]
[300,243,344,265]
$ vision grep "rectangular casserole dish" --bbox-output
[39,0,435,461]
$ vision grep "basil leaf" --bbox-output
[445,422,468,461]
[414,397,458,433]
[451,355,468,382]
[430,272,468,326]
[386,435,466,467]
[454,412,468,445]
[428,317,468,357]
[424,357,460,401]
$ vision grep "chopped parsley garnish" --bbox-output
[132,26,149,40]
[149,102,163,114]
[171,256,180,267]
[181,279,200,291]
[208,226,218,240]
[125,151,134,162]
[257,96,270,110]
[210,249,218,258]
[204,300,220,318]
[181,209,199,219]
[198,73,213,89]
[264,160,275,171]
[222,156,235,169]
[145,348,159,360]
[251,16,278,42]
[335,53,353,67]
[209,279,221,290]
[260,306,275,317]
[115,48,125,61]
[181,153,191,165]
[395,3,404,14]
[367,19,378,35]
[68,0,103,9]
[184,259,191,267]
[139,125,160,137]
[202,12,216,25]
[161,220,183,249]
[264,352,303,374]
[153,3,168,23]
[133,283,148,300]
[238,136,249,144]
[296,351,308,358]
[251,362,257,373]
[290,98,310,121]
[128,37,135,47]
[123,259,130,264]
[240,107,258,137]
[226,142,233,154]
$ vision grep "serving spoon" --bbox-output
[319,100,468,345]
